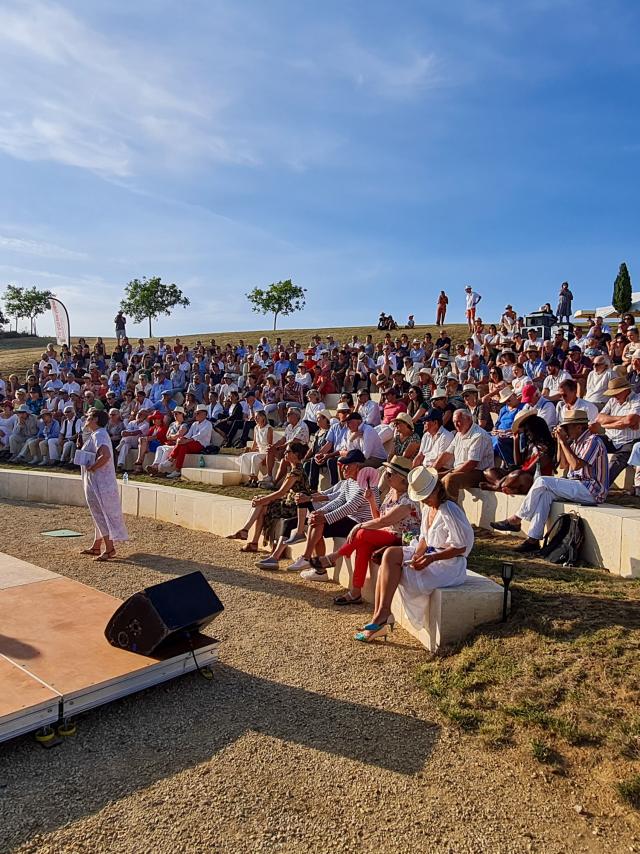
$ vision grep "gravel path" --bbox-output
[0,499,635,854]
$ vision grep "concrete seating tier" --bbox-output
[181,468,242,486]
[0,469,505,652]
[460,488,640,578]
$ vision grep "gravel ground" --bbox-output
[0,499,637,854]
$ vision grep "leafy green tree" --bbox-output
[3,284,24,331]
[612,262,633,316]
[246,279,307,330]
[120,276,190,336]
[3,284,52,334]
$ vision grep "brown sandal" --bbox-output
[94,551,117,562]
[227,529,248,541]
[240,543,258,553]
[80,548,101,556]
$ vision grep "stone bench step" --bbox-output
[181,468,242,486]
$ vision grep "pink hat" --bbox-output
[521,384,537,405]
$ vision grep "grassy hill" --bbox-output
[0,322,469,378]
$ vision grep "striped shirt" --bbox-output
[568,430,609,503]
[320,479,381,525]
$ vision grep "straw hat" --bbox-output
[498,385,517,404]
[461,384,479,396]
[512,408,537,432]
[559,409,589,427]
[381,455,412,478]
[431,388,447,402]
[603,376,632,397]
[393,412,415,429]
[407,466,439,502]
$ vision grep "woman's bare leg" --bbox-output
[371,547,403,623]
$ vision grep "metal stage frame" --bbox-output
[0,553,219,744]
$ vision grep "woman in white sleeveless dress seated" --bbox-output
[355,466,474,643]
[240,410,273,486]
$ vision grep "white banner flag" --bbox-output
[49,298,70,345]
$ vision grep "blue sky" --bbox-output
[0,0,639,338]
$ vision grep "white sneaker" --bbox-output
[300,567,329,582]
[288,556,311,571]
[167,470,181,479]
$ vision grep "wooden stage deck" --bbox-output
[0,554,219,744]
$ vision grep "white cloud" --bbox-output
[0,0,249,177]
[334,43,442,99]
[0,235,86,260]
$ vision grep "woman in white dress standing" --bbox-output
[80,408,128,561]
[355,466,474,642]
[239,410,273,486]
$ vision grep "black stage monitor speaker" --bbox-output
[105,571,224,655]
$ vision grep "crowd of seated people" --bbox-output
[1,305,640,636]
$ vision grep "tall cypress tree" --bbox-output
[612,262,632,315]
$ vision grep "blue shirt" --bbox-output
[326,422,348,449]
[150,379,173,404]
[495,403,523,432]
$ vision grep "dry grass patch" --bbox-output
[417,529,640,807]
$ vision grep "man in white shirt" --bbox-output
[435,409,494,500]
[302,389,327,431]
[343,412,387,466]
[541,359,571,401]
[167,405,214,477]
[115,409,151,469]
[521,384,558,429]
[593,377,640,482]
[465,285,482,331]
[413,408,453,468]
[265,407,310,487]
[376,345,398,377]
[556,379,599,425]
[61,370,81,396]
[357,390,382,426]
[585,356,617,408]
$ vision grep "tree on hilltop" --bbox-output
[120,276,190,337]
[3,284,53,334]
[246,279,306,330]
[612,262,632,316]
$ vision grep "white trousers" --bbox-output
[116,437,139,466]
[60,439,77,462]
[240,451,266,478]
[518,476,595,540]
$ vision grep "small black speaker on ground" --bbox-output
[105,571,224,656]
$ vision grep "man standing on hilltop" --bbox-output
[114,310,127,341]
[464,285,482,332]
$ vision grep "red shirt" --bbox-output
[382,401,408,425]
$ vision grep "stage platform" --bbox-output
[0,553,219,745]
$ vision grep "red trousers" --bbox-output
[337,528,400,589]
[169,440,204,470]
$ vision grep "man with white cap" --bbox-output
[501,304,518,336]
[56,404,83,464]
[492,409,609,552]
[464,285,482,331]
[8,405,38,461]
[300,401,350,487]
[166,404,214,478]
[592,376,640,482]
[434,409,494,501]
[585,355,616,408]
[115,407,151,470]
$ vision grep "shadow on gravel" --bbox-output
[125,551,352,612]
[2,664,439,850]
